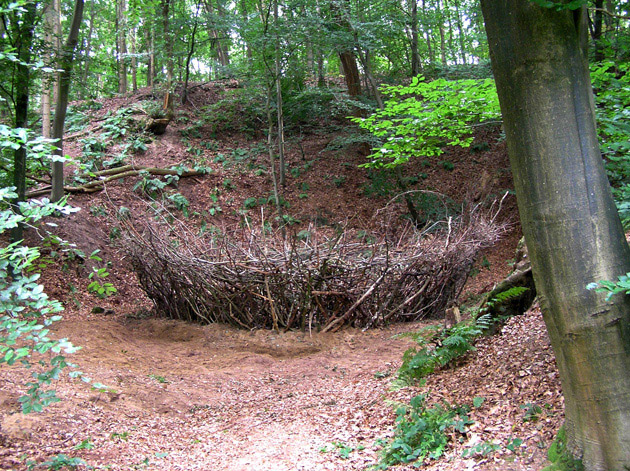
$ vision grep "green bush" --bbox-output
[375,394,472,469]
[396,315,491,384]
[0,188,81,412]
[353,76,501,169]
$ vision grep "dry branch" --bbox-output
[121,204,504,331]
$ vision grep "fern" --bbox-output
[489,286,529,307]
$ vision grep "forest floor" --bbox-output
[0,82,563,470]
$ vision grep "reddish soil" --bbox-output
[0,83,562,470]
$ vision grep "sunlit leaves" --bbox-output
[353,76,501,168]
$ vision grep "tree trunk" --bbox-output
[11,2,36,243]
[590,0,604,62]
[422,0,434,65]
[41,0,59,138]
[274,0,285,186]
[182,1,201,105]
[51,0,85,202]
[339,51,361,96]
[453,0,466,65]
[147,28,155,88]
[82,1,95,95]
[162,0,174,94]
[130,26,137,91]
[116,0,128,94]
[481,1,630,469]
[410,0,420,76]
[437,0,447,65]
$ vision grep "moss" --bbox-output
[542,427,584,471]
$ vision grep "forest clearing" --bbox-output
[1,0,630,470]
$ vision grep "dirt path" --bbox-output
[0,306,562,471]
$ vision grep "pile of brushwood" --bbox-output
[122,207,503,331]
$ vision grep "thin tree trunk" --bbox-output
[51,0,85,202]
[453,0,466,65]
[437,0,447,65]
[147,28,155,88]
[131,26,137,91]
[11,2,36,243]
[422,0,434,65]
[590,0,604,62]
[162,0,174,92]
[82,1,95,95]
[274,0,285,186]
[182,1,201,105]
[116,0,128,94]
[266,84,284,238]
[410,0,420,76]
[482,1,630,468]
[41,0,58,138]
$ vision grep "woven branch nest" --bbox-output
[121,206,504,332]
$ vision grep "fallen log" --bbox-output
[26,165,208,198]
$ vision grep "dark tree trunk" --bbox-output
[481,1,630,469]
[339,51,361,96]
[10,2,37,243]
[590,0,604,62]
[51,0,85,202]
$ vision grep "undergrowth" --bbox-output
[374,394,473,469]
[395,286,529,386]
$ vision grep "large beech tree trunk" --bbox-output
[481,1,630,469]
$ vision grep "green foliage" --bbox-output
[543,426,584,471]
[353,76,500,168]
[41,454,87,470]
[375,394,472,469]
[133,171,167,198]
[477,286,530,320]
[520,402,543,422]
[586,273,630,300]
[73,438,95,450]
[167,193,190,217]
[87,250,116,299]
[590,62,630,223]
[200,88,267,138]
[462,441,500,458]
[284,87,364,126]
[148,374,168,384]
[396,318,488,384]
[0,126,57,188]
[102,108,137,140]
[0,188,81,413]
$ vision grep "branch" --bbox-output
[26,165,207,198]
[590,7,630,20]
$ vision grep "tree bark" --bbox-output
[481,1,630,469]
[116,0,128,94]
[51,0,85,202]
[10,2,36,243]
[161,0,174,93]
[410,0,420,76]
[41,0,59,138]
[82,1,95,96]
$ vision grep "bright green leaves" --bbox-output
[352,76,501,169]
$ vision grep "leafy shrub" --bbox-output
[353,76,501,169]
[200,88,266,138]
[375,394,472,469]
[0,188,81,412]
[396,316,490,384]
